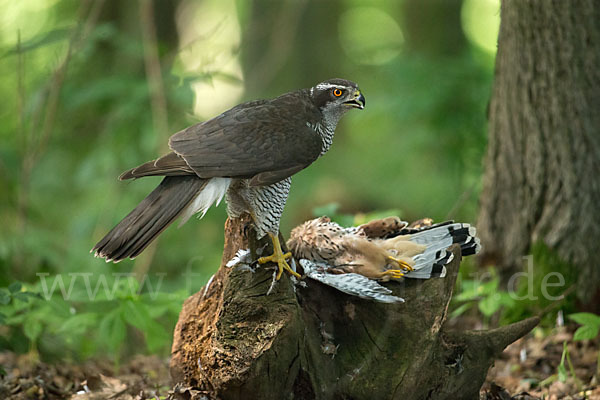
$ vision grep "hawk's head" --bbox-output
[310,79,365,117]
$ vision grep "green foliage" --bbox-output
[451,243,578,326]
[451,267,516,324]
[0,1,216,361]
[499,243,577,326]
[568,313,600,341]
[539,341,585,390]
[558,341,580,386]
[569,312,600,378]
[0,279,188,362]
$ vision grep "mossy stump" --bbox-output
[170,215,538,400]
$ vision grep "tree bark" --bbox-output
[478,0,600,302]
[170,215,538,400]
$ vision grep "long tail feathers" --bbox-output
[400,222,481,279]
[92,176,207,262]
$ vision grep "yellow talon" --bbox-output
[258,233,301,280]
[382,269,405,279]
[387,255,414,272]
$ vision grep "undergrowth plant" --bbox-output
[569,312,600,378]
[0,279,188,363]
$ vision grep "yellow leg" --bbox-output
[258,233,301,280]
[387,255,414,271]
[381,269,405,279]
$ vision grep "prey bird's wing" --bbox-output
[169,97,323,186]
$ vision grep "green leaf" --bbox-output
[45,297,73,319]
[8,282,22,294]
[143,318,169,353]
[312,203,340,218]
[123,300,169,353]
[0,312,5,325]
[99,308,126,355]
[23,317,43,342]
[454,280,480,302]
[573,325,599,341]
[478,293,502,317]
[568,312,600,328]
[450,302,472,319]
[496,292,516,308]
[557,363,567,382]
[123,300,150,331]
[24,291,43,300]
[13,293,30,303]
[145,303,169,319]
[58,313,98,335]
[478,277,499,295]
[0,289,10,305]
[557,341,569,382]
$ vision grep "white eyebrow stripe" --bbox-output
[315,83,346,90]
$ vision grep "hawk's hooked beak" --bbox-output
[344,90,365,109]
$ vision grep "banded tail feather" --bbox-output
[394,222,481,279]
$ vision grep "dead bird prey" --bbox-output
[288,216,480,282]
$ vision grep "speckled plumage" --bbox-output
[93,79,365,262]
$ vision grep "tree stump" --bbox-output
[170,215,538,400]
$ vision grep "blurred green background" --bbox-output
[0,0,499,360]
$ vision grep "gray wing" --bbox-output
[300,259,405,303]
[168,99,323,186]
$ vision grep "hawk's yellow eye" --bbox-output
[333,88,343,97]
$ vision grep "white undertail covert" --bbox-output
[179,177,232,226]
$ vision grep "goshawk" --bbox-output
[92,79,365,279]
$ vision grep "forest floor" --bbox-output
[482,324,600,400]
[1,325,598,399]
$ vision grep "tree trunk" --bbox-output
[478,0,600,302]
[169,215,538,400]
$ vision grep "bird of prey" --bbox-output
[92,79,365,280]
[287,216,480,282]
